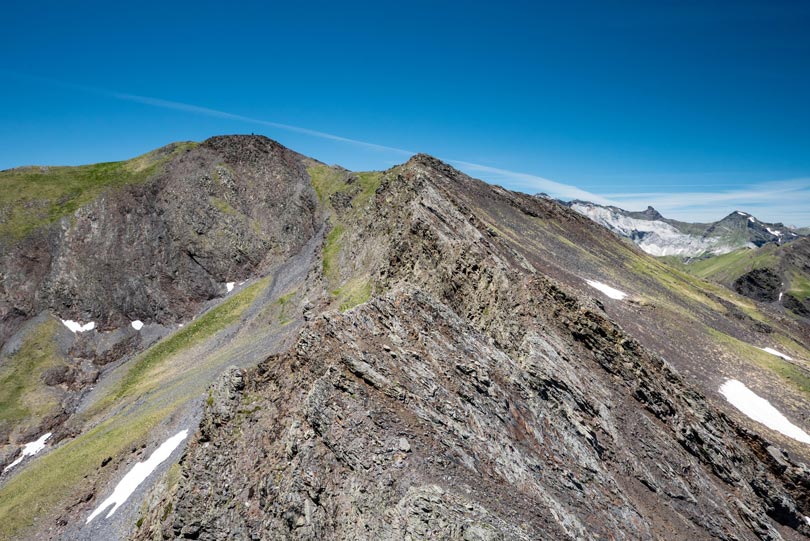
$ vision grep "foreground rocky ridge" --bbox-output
[133,152,810,540]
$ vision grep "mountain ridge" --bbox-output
[1,136,809,540]
[565,199,805,259]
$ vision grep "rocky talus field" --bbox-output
[1,136,810,540]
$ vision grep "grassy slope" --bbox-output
[685,245,779,284]
[307,165,382,311]
[709,328,810,395]
[0,142,197,240]
[0,319,67,430]
[674,241,810,305]
[0,279,267,540]
[788,272,810,301]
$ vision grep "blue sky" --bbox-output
[1,0,808,225]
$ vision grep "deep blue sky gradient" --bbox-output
[1,0,808,223]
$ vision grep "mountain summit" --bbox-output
[1,136,810,540]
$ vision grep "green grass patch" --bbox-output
[308,164,348,204]
[0,319,66,427]
[113,278,268,401]
[685,246,778,283]
[353,171,383,209]
[629,257,726,314]
[334,276,372,312]
[275,289,297,325]
[306,164,382,213]
[709,328,810,397]
[0,142,196,241]
[322,223,345,282]
[788,272,810,300]
[209,196,239,216]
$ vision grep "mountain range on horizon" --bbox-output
[564,199,808,258]
[1,135,810,540]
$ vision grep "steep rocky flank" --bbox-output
[734,268,783,302]
[0,136,319,346]
[133,154,810,540]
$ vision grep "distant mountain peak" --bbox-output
[640,205,663,220]
[564,200,804,258]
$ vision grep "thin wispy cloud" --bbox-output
[110,92,415,156]
[3,70,807,225]
[448,160,614,205]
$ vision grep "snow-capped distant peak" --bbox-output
[567,201,805,258]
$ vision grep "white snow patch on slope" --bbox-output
[61,320,95,333]
[226,282,235,293]
[86,429,189,523]
[719,380,810,444]
[131,320,144,331]
[766,227,781,236]
[586,280,628,300]
[779,292,783,302]
[748,216,756,222]
[3,432,52,472]
[760,347,793,361]
[737,211,748,216]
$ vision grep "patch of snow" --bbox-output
[719,379,810,444]
[737,211,748,216]
[805,516,810,526]
[760,347,793,361]
[779,292,783,302]
[226,282,235,293]
[748,216,756,223]
[3,432,52,472]
[131,320,144,331]
[766,227,781,236]
[86,429,189,523]
[178,323,184,328]
[61,320,95,333]
[585,280,628,300]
